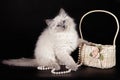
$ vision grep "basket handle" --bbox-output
[79,10,119,46]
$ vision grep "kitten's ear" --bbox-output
[45,19,53,25]
[59,8,67,17]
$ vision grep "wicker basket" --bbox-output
[78,10,119,69]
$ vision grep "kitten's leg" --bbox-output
[35,46,60,70]
[36,56,60,70]
[47,59,60,70]
[55,50,78,71]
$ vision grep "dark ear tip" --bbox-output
[45,19,53,25]
[60,8,64,11]
[59,8,65,12]
[45,19,49,23]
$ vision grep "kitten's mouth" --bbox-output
[57,24,66,29]
[58,25,66,29]
[55,25,67,32]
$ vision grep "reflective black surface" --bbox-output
[0,63,119,80]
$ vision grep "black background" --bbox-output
[0,0,120,80]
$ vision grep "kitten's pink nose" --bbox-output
[63,25,65,28]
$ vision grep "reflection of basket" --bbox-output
[78,10,119,69]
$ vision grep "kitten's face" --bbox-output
[46,8,76,32]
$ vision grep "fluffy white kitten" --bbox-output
[35,8,79,71]
[2,8,88,71]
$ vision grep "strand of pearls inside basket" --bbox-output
[77,43,84,67]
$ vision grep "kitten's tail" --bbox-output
[2,58,38,67]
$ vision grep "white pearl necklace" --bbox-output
[51,68,71,74]
[37,66,71,74]
[37,66,51,70]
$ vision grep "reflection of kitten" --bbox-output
[2,8,88,73]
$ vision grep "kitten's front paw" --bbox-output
[50,63,60,70]
[66,64,78,71]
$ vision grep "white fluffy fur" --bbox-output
[2,8,88,71]
[34,8,79,71]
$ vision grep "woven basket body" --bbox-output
[78,10,119,69]
[81,44,116,68]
